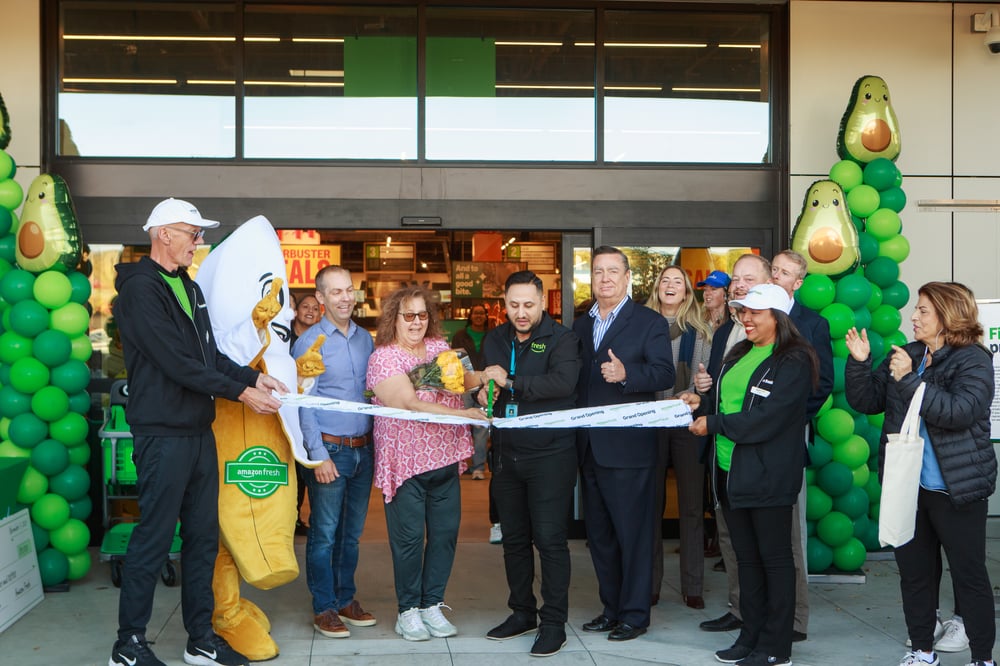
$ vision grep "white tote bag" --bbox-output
[878,382,927,548]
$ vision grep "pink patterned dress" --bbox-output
[367,337,473,502]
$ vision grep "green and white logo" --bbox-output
[225,446,288,498]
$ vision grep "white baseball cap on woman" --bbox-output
[729,283,793,314]
[143,198,220,231]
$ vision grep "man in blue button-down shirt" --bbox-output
[291,265,375,640]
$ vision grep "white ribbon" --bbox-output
[279,393,692,429]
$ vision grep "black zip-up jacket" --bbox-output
[704,346,813,509]
[114,256,260,437]
[480,313,581,460]
[845,341,996,506]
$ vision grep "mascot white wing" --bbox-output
[195,215,313,466]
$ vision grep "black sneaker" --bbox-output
[109,634,166,666]
[183,634,249,666]
[487,614,538,640]
[716,643,754,663]
[530,626,567,657]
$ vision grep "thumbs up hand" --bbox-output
[693,362,712,394]
[601,348,627,384]
[252,278,284,330]
[296,335,326,394]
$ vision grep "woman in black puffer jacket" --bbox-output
[845,281,996,666]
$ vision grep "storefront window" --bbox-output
[58,3,236,157]
[603,11,770,164]
[244,5,418,159]
[425,8,595,161]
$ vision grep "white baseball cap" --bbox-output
[143,197,220,231]
[730,283,793,314]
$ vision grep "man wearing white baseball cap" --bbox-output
[110,198,287,666]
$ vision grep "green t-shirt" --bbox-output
[160,273,193,320]
[715,343,774,472]
[465,327,486,352]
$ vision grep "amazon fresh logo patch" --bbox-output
[531,342,546,353]
[225,446,288,498]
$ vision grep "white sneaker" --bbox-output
[934,618,970,653]
[420,603,458,637]
[899,651,940,666]
[395,608,430,641]
[490,523,503,544]
[907,619,944,647]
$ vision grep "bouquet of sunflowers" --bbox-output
[408,348,473,394]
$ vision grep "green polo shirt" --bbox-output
[716,343,774,472]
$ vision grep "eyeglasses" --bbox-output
[166,225,205,241]
[398,311,429,322]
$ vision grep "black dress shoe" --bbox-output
[699,612,743,632]
[683,594,706,609]
[582,615,619,632]
[530,626,567,657]
[608,623,646,641]
[792,630,807,642]
[486,614,537,641]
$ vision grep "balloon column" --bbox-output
[0,92,93,586]
[792,75,908,574]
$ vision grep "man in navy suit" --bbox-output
[573,246,674,641]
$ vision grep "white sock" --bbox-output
[915,650,936,663]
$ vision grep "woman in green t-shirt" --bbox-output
[684,283,818,666]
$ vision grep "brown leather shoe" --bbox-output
[314,609,350,638]
[683,594,705,609]
[338,600,377,627]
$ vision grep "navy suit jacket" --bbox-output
[789,301,834,420]
[573,298,675,468]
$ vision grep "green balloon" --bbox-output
[50,359,90,394]
[884,330,908,349]
[31,521,49,551]
[16,465,48,504]
[805,467,816,486]
[0,257,12,281]
[0,178,24,212]
[0,385,32,418]
[866,209,902,241]
[69,334,92,362]
[865,474,882,503]
[879,235,911,263]
[847,184,880,218]
[862,158,899,191]
[817,461,854,497]
[852,307,872,332]
[49,412,88,446]
[852,463,871,487]
[0,235,14,264]
[832,337,849,358]
[9,412,49,448]
[807,536,834,573]
[797,274,836,311]
[32,386,70,422]
[835,273,872,310]
[832,485,869,520]
[68,391,91,414]
[49,302,90,337]
[808,436,834,467]
[832,537,867,571]
[37,547,69,586]
[32,271,73,309]
[806,485,833,521]
[817,408,854,443]
[881,280,910,309]
[820,303,855,339]
[33,329,73,367]
[0,268,36,304]
[0,330,31,364]
[0,437,30,458]
[868,412,886,430]
[866,283,883,311]
[865,330,885,360]
[864,256,900,288]
[816,393,833,418]
[817,510,854,547]
[66,443,90,466]
[65,549,92,580]
[0,206,10,236]
[48,464,89,501]
[879,186,907,213]
[833,434,870,469]
[30,493,71,531]
[9,299,50,338]
[832,357,846,392]
[67,271,92,304]
[10,357,51,394]
[49,518,89,555]
[68,494,92,521]
[871,304,902,337]
[829,160,863,192]
[853,513,871,539]
[0,151,14,181]
[30,438,70,476]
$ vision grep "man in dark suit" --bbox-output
[572,246,674,641]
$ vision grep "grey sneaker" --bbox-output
[395,607,431,641]
[420,602,458,637]
[934,618,969,653]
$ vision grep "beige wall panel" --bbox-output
[0,0,42,169]
[954,3,1000,176]
[898,177,955,322]
[953,177,1000,298]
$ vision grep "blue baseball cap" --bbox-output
[697,270,731,289]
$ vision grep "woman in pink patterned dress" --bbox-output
[367,285,488,642]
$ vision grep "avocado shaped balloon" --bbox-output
[16,174,82,273]
[837,75,901,164]
[791,180,860,276]
[0,91,10,150]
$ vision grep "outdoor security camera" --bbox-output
[988,26,1000,54]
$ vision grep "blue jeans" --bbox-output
[304,442,374,615]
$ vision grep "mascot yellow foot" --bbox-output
[213,544,278,661]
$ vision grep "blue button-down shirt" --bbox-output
[291,317,374,462]
[589,295,629,350]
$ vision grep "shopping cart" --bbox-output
[98,380,181,587]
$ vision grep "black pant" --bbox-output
[118,433,219,641]
[580,448,655,628]
[896,488,995,661]
[493,446,577,627]
[723,503,795,659]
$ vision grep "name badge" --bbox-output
[750,386,771,398]
[505,403,519,418]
